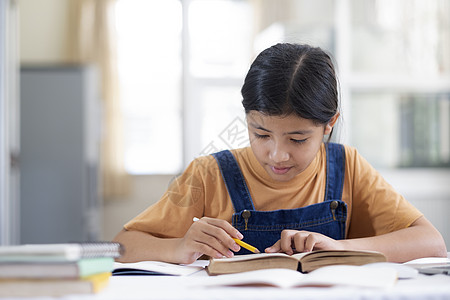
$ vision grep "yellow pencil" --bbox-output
[232,238,260,254]
[192,217,260,254]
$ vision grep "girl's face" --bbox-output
[246,111,338,182]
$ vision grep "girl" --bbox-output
[114,43,447,264]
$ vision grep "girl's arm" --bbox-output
[266,216,447,262]
[113,217,243,264]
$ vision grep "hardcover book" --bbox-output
[207,250,387,275]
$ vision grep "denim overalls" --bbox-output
[211,143,347,255]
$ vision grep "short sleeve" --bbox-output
[124,158,207,238]
[345,146,423,238]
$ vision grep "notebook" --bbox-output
[0,242,124,262]
[417,263,450,275]
[404,257,450,276]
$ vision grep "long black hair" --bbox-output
[241,43,339,126]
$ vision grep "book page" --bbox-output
[404,257,450,265]
[210,252,296,262]
[192,265,398,289]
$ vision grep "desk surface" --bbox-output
[52,270,450,300]
[3,260,450,300]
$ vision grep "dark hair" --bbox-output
[241,43,339,126]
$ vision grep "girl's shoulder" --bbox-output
[342,143,358,157]
[341,143,369,164]
[325,143,368,171]
[189,152,219,173]
[189,148,250,172]
[340,144,379,178]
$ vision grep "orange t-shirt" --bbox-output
[124,144,422,239]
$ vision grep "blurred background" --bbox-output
[0,0,449,248]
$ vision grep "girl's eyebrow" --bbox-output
[249,123,313,135]
[250,123,272,132]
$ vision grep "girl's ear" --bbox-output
[324,113,340,135]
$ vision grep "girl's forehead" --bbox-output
[246,111,321,131]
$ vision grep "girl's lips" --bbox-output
[271,166,292,175]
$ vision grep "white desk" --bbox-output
[56,271,450,300]
[3,257,450,300]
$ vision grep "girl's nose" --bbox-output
[269,143,290,163]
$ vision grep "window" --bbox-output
[115,0,182,174]
[115,0,253,174]
[116,0,450,174]
[184,0,253,163]
[347,0,450,168]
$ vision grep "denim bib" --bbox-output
[212,143,347,255]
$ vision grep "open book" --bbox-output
[197,266,397,289]
[207,250,386,275]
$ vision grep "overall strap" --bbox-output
[324,143,346,201]
[212,150,255,212]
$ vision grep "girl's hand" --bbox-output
[265,230,344,255]
[174,217,243,264]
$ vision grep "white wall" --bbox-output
[18,0,73,63]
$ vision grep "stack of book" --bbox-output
[0,242,123,297]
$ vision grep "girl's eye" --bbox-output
[253,133,269,139]
[291,138,307,144]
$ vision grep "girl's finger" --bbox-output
[265,240,281,253]
[279,230,298,255]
